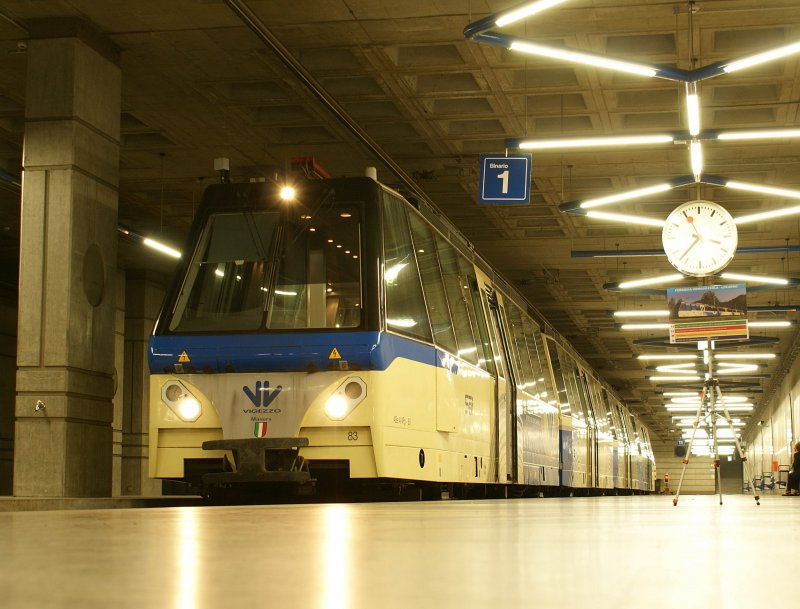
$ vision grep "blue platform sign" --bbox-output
[478,153,532,205]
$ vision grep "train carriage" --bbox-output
[148,174,654,497]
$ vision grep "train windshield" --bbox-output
[168,197,362,333]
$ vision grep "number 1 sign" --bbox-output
[478,153,532,205]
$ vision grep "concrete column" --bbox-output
[122,271,165,496]
[0,297,16,495]
[14,18,120,497]
[112,270,125,496]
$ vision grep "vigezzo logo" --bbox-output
[243,381,283,407]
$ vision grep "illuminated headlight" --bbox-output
[324,377,367,420]
[161,380,202,422]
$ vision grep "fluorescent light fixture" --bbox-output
[717,129,800,141]
[143,237,181,259]
[580,183,672,210]
[723,41,800,73]
[615,310,670,318]
[655,364,698,373]
[495,0,567,27]
[274,289,298,296]
[638,354,697,360]
[620,323,670,330]
[727,181,800,199]
[519,134,672,151]
[617,273,684,289]
[662,392,700,397]
[714,364,759,374]
[714,353,776,360]
[586,210,666,227]
[734,205,800,224]
[749,320,793,328]
[690,141,703,176]
[509,41,658,76]
[686,86,700,136]
[719,272,788,285]
[649,375,702,381]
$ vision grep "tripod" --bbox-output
[672,376,760,507]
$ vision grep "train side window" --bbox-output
[382,192,433,342]
[507,304,558,411]
[465,273,496,375]
[505,304,535,387]
[523,318,557,409]
[558,348,587,425]
[407,213,458,354]
[546,340,570,414]
[433,235,478,365]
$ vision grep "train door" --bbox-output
[481,285,519,484]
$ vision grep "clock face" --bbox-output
[662,200,738,277]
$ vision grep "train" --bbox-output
[147,173,655,498]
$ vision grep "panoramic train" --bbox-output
[147,172,655,498]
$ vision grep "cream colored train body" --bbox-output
[148,177,654,495]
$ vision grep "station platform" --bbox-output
[1,494,797,608]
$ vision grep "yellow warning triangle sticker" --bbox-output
[328,347,341,360]
[178,351,191,363]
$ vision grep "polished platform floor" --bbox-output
[1,493,797,609]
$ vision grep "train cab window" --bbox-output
[382,192,432,342]
[169,211,279,332]
[267,204,362,330]
[408,213,458,354]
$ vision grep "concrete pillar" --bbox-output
[0,297,16,495]
[14,18,120,497]
[112,270,125,496]
[122,271,165,496]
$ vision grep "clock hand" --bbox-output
[687,217,703,240]
[680,236,700,261]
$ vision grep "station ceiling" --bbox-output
[2,0,800,439]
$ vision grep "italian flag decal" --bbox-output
[253,422,268,437]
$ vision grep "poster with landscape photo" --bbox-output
[666,284,746,320]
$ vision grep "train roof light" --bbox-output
[279,185,296,201]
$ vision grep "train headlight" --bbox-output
[324,377,367,420]
[161,380,202,422]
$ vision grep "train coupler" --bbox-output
[201,437,312,484]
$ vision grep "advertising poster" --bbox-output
[666,284,746,320]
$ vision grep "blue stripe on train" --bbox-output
[149,331,439,374]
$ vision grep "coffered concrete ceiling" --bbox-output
[1,0,800,438]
